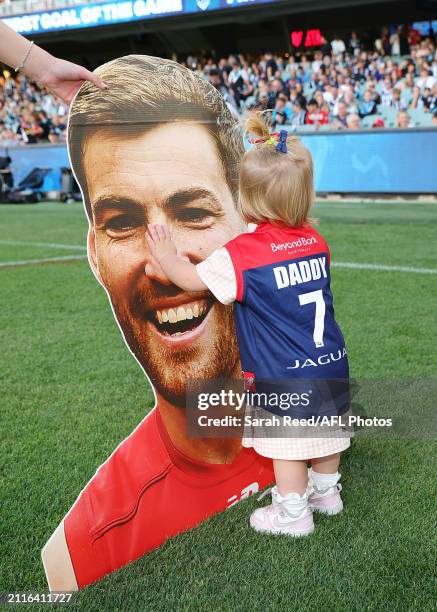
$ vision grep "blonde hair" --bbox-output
[68,55,244,219]
[238,112,315,227]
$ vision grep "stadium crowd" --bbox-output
[0,72,68,146]
[189,27,437,131]
[1,25,436,146]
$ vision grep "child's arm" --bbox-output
[146,224,208,292]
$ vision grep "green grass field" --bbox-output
[0,200,435,611]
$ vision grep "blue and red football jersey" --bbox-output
[224,222,349,418]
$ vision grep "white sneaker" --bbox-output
[307,468,343,515]
[308,483,343,515]
[250,486,314,537]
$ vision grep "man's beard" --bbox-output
[112,292,240,409]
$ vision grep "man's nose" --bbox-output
[144,257,172,286]
[171,233,200,266]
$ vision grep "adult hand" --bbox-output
[36,56,108,105]
[0,23,108,105]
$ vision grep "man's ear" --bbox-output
[87,226,103,285]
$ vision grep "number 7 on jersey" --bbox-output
[298,289,326,348]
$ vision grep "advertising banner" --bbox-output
[3,0,284,35]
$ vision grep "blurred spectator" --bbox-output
[37,110,52,141]
[264,51,278,79]
[208,68,240,119]
[323,85,340,112]
[305,98,329,126]
[390,29,401,56]
[397,110,412,128]
[48,129,60,144]
[375,27,391,56]
[228,58,247,108]
[399,25,411,56]
[380,76,394,105]
[358,89,376,118]
[391,88,407,110]
[320,36,332,57]
[290,101,306,127]
[432,111,437,126]
[331,35,346,56]
[289,85,306,108]
[273,111,287,128]
[273,93,292,123]
[348,32,361,56]
[312,51,325,74]
[342,89,359,114]
[346,114,361,129]
[408,25,421,48]
[313,90,326,109]
[430,84,437,113]
[0,125,16,146]
[416,66,435,90]
[331,101,349,129]
[366,81,381,105]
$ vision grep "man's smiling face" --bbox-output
[84,122,245,406]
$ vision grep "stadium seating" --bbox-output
[376,106,397,127]
[296,125,319,133]
[361,115,380,128]
[1,27,436,146]
[408,108,434,126]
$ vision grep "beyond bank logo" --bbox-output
[270,236,317,252]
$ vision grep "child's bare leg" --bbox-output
[274,459,308,495]
[311,452,340,474]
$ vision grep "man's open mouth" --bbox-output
[148,298,213,336]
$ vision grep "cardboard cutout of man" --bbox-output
[41,55,274,590]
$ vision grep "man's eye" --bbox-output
[178,208,215,224]
[105,215,139,233]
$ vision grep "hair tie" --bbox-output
[275,130,288,154]
[248,130,288,152]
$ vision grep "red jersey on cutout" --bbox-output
[64,408,274,588]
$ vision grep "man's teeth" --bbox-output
[155,301,208,325]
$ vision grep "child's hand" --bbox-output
[146,224,177,264]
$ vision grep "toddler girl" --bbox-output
[146,113,351,537]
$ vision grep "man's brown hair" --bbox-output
[67,55,244,219]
